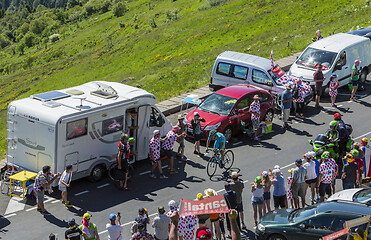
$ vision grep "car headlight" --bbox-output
[257,223,265,232]
[204,122,221,131]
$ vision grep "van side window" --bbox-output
[216,62,232,76]
[150,107,164,127]
[102,116,124,136]
[67,118,88,140]
[336,51,346,66]
[232,65,248,80]
[252,69,271,85]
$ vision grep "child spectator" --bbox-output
[261,171,271,215]
[329,74,339,107]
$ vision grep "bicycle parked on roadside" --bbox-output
[206,148,234,177]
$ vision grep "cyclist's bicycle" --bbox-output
[108,158,134,187]
[206,148,234,177]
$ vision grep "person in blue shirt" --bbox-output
[206,130,226,165]
[281,85,293,129]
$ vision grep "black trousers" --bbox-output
[225,211,241,233]
[296,102,304,115]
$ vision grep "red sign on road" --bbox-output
[178,195,229,217]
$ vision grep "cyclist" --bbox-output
[334,113,350,157]
[206,130,226,167]
[325,121,340,144]
[117,133,133,190]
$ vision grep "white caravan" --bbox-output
[6,81,172,181]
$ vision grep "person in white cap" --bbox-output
[315,30,323,40]
[350,59,362,101]
[303,152,318,205]
[191,112,205,155]
[149,130,168,179]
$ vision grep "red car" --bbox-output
[184,85,274,141]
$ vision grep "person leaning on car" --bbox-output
[313,64,325,108]
[281,84,293,129]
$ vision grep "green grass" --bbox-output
[0,0,370,156]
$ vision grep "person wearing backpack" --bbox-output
[132,208,150,234]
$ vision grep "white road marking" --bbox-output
[337,93,368,98]
[74,190,89,196]
[139,165,168,175]
[4,213,16,218]
[232,141,243,146]
[281,162,295,169]
[353,131,371,140]
[26,207,37,212]
[4,197,26,215]
[97,183,110,189]
[337,105,342,107]
[52,200,60,203]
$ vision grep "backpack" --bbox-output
[131,221,139,234]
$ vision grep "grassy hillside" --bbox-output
[0,0,370,156]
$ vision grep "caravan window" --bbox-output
[150,107,164,127]
[102,116,124,136]
[67,118,88,140]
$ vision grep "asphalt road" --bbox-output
[1,78,371,240]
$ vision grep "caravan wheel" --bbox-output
[88,164,105,182]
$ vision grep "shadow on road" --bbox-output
[44,214,68,228]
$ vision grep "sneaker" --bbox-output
[194,150,199,154]
[331,104,337,108]
[64,202,72,208]
[61,200,65,204]
[123,187,132,191]
[300,114,304,118]
[254,137,259,141]
[160,174,168,179]
[150,173,157,179]
[241,222,247,230]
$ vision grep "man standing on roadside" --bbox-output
[313,64,325,108]
[65,218,85,240]
[106,213,122,240]
[149,130,167,179]
[342,153,359,190]
[350,59,362,101]
[117,133,131,190]
[249,95,261,141]
[162,126,186,174]
[318,156,335,202]
[152,206,170,240]
[34,165,61,215]
[223,182,241,234]
[290,159,307,208]
[229,172,246,229]
[79,212,100,240]
[281,85,293,129]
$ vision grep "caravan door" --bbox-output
[137,105,151,160]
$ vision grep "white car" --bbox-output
[327,188,371,205]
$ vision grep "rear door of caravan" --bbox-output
[8,105,55,172]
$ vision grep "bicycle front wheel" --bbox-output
[224,150,234,170]
[207,156,218,177]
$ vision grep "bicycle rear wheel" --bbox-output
[223,150,234,170]
[207,156,218,177]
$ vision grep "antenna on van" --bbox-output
[90,82,118,99]
[73,95,90,110]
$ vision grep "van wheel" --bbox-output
[360,69,368,85]
[264,110,274,122]
[88,164,106,182]
[223,126,233,142]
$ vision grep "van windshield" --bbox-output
[198,93,237,116]
[296,47,337,70]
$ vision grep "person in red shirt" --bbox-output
[117,133,131,190]
[351,149,364,187]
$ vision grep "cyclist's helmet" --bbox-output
[128,137,136,144]
[321,151,330,159]
[351,149,359,157]
[255,176,262,184]
[209,130,217,138]
[334,113,342,120]
[329,120,338,129]
[361,138,368,143]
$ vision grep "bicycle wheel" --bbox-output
[207,156,218,177]
[223,150,234,170]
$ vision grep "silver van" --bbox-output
[289,33,371,94]
[209,51,312,108]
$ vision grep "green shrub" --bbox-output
[23,32,38,47]
[30,17,48,35]
[165,9,179,22]
[0,34,10,49]
[112,2,127,17]
[69,11,83,22]
[149,17,157,28]
[198,0,228,10]
[16,41,26,55]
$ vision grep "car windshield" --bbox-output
[198,93,237,116]
[296,47,337,70]
[268,64,283,86]
[289,205,317,223]
[354,189,371,202]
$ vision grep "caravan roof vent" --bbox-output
[90,82,118,99]
[66,89,85,95]
[32,91,70,102]
[42,101,62,108]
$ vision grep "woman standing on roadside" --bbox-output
[329,74,339,107]
[191,112,205,155]
[294,78,305,119]
[251,176,264,226]
[261,171,271,215]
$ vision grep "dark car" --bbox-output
[255,201,371,240]
[184,85,274,141]
[347,27,371,40]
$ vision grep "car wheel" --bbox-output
[223,126,233,142]
[267,234,287,240]
[88,164,106,182]
[264,110,274,122]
